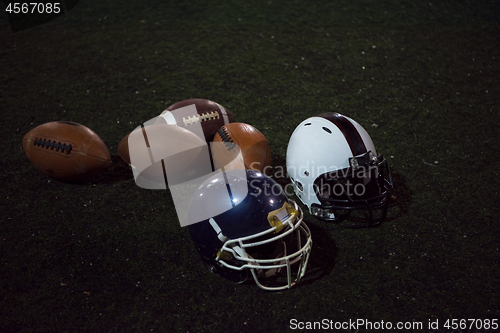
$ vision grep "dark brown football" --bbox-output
[22,121,111,181]
[158,98,235,142]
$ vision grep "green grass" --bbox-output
[1,1,499,332]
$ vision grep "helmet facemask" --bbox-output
[212,201,312,290]
[310,151,393,227]
[188,170,312,290]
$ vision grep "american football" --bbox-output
[22,121,111,181]
[158,98,235,142]
[212,122,271,173]
[117,133,132,165]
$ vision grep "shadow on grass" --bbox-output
[386,166,412,222]
[65,155,134,185]
[296,221,338,288]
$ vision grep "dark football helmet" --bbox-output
[187,169,312,290]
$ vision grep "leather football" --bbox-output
[212,122,271,174]
[159,98,235,142]
[22,121,111,181]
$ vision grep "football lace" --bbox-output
[33,137,73,154]
[182,111,220,126]
[217,127,237,150]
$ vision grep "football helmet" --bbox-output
[187,169,312,291]
[286,112,393,227]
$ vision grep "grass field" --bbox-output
[1,1,499,332]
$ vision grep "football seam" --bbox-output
[74,151,111,162]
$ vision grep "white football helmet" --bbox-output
[286,113,393,227]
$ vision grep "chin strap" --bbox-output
[210,218,232,261]
[209,218,228,242]
[210,217,249,262]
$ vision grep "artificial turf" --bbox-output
[1,1,499,332]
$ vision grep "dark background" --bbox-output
[1,1,499,332]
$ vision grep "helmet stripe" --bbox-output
[318,113,367,156]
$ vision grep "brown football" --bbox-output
[212,122,271,174]
[158,98,235,142]
[22,121,111,181]
[117,133,132,165]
